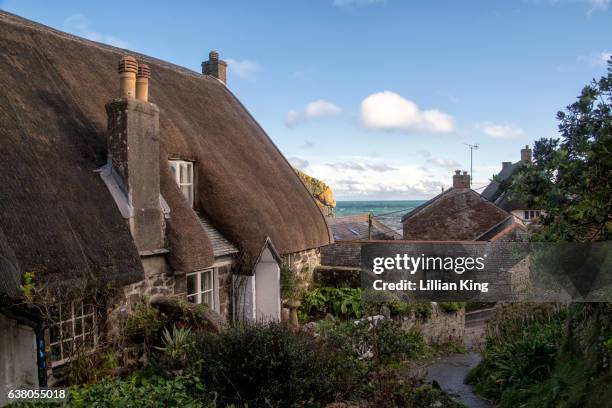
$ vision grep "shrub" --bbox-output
[466,304,567,405]
[301,287,363,319]
[438,302,465,313]
[10,372,211,408]
[186,322,353,407]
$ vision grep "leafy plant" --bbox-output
[301,287,363,319]
[438,302,465,313]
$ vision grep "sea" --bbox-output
[335,200,426,231]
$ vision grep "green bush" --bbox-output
[438,302,465,313]
[466,304,567,406]
[10,372,211,408]
[186,322,353,407]
[301,287,363,319]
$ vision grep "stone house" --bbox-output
[481,145,544,224]
[0,11,331,398]
[402,170,527,241]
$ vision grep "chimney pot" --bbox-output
[136,64,151,102]
[202,50,227,85]
[118,55,138,98]
[455,170,461,175]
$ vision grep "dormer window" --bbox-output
[169,160,194,208]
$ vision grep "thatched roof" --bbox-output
[401,188,511,240]
[0,11,331,297]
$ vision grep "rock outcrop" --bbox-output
[294,168,336,217]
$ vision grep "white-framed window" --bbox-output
[523,210,541,220]
[169,160,194,208]
[48,300,97,366]
[187,269,214,308]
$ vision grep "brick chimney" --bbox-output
[202,50,227,84]
[521,145,532,165]
[106,55,164,252]
[453,170,470,189]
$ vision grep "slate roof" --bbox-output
[198,215,239,258]
[481,161,520,203]
[401,188,511,241]
[481,161,528,212]
[327,215,401,241]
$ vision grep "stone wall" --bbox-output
[320,242,361,267]
[400,303,465,345]
[283,248,321,290]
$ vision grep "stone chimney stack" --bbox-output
[202,50,227,84]
[453,170,471,189]
[502,161,512,169]
[521,145,532,165]
[106,56,164,252]
[136,64,151,102]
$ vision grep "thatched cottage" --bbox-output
[0,11,331,396]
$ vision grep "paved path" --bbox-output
[424,309,496,408]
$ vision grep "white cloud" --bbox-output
[333,0,386,9]
[288,157,309,169]
[300,141,315,149]
[477,122,526,139]
[286,99,342,127]
[524,0,610,13]
[63,14,128,48]
[325,162,398,172]
[360,91,455,134]
[596,51,612,65]
[425,157,461,169]
[225,58,262,80]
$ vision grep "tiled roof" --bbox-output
[327,214,401,241]
[198,214,239,258]
[401,188,511,241]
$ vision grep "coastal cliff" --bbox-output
[294,168,336,217]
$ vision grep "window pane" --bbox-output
[50,324,60,343]
[180,163,188,183]
[50,344,62,361]
[75,317,83,336]
[84,316,94,334]
[203,291,213,307]
[61,321,73,339]
[187,274,197,295]
[180,185,193,207]
[202,271,213,291]
[187,295,197,304]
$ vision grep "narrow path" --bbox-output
[424,309,495,408]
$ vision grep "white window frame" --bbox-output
[524,210,541,220]
[169,160,194,208]
[187,269,216,310]
[48,300,97,366]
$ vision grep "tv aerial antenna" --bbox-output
[464,143,479,186]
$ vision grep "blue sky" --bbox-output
[2,0,610,200]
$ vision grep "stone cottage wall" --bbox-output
[320,242,361,267]
[282,248,321,294]
[400,303,465,345]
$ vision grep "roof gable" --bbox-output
[402,188,511,241]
